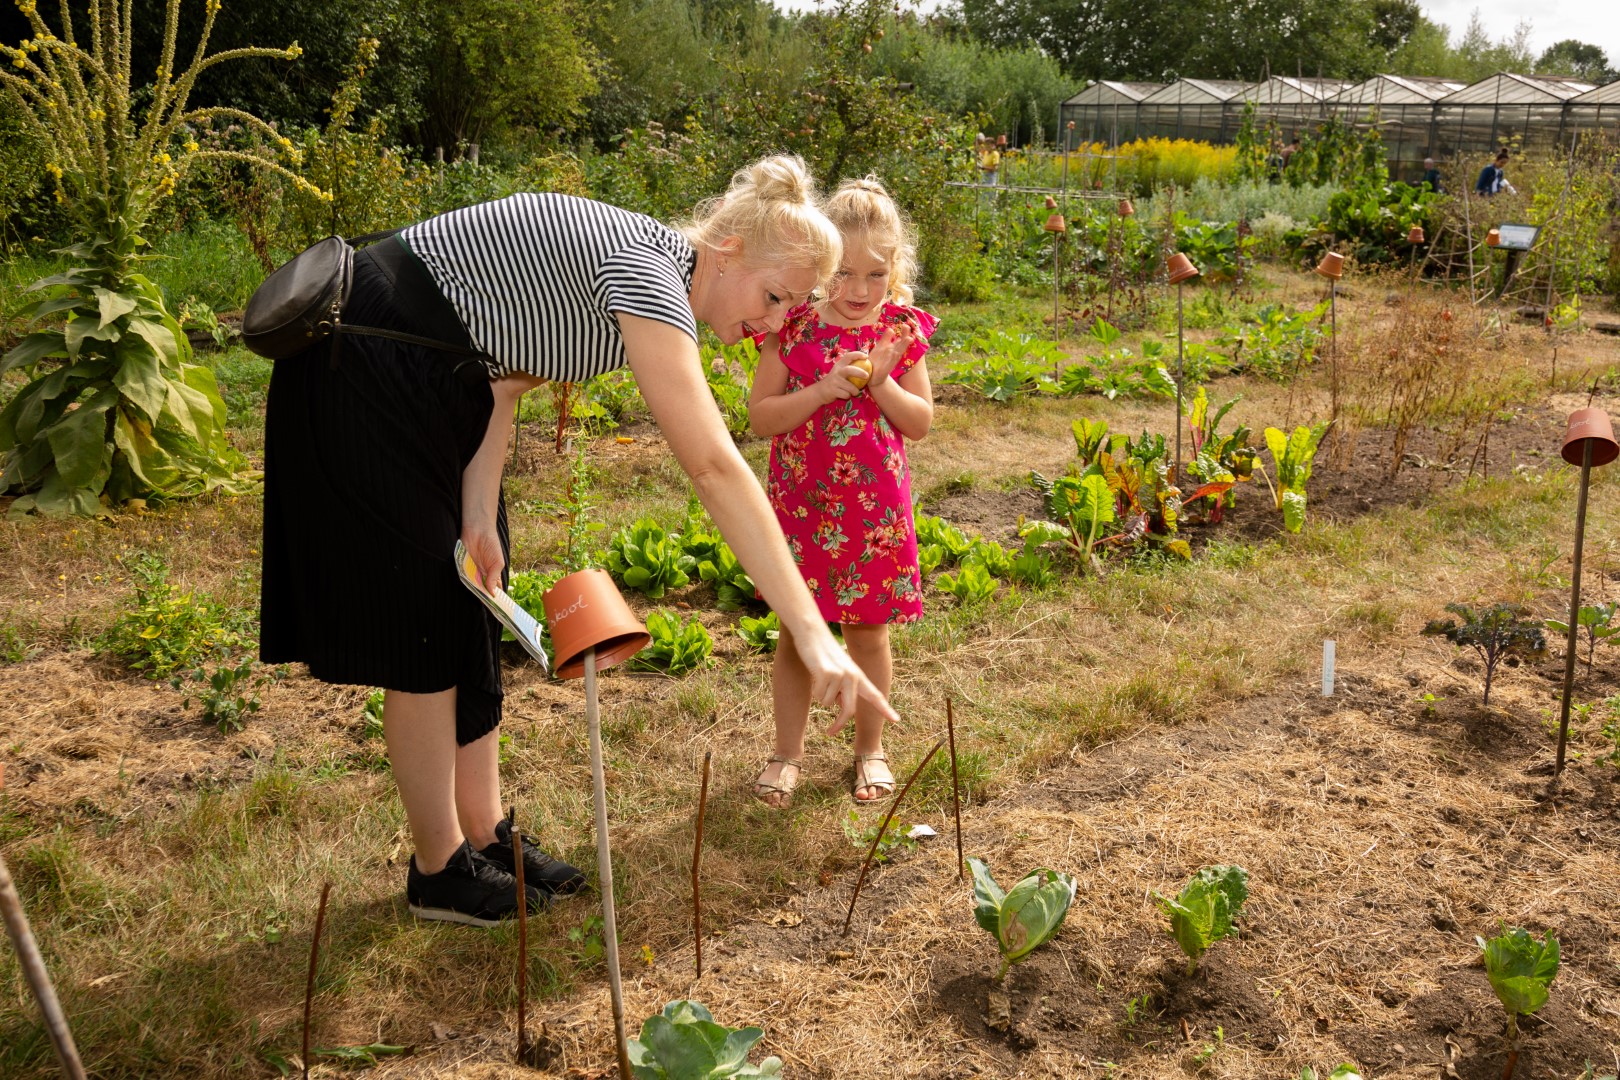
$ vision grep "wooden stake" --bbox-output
[946,698,964,881]
[513,819,528,1061]
[1555,438,1595,776]
[692,751,712,979]
[302,881,331,1080]
[843,740,944,935]
[0,778,86,1080]
[584,649,633,1080]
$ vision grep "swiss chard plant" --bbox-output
[1477,926,1559,1043]
[968,857,1077,984]
[1546,601,1619,673]
[1030,470,1116,573]
[1262,421,1331,533]
[1422,603,1547,705]
[627,1000,782,1079]
[914,514,978,567]
[1154,864,1249,976]
[628,610,713,676]
[702,339,758,439]
[735,611,779,653]
[606,519,697,599]
[695,542,757,611]
[1183,387,1250,524]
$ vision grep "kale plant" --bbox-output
[627,1000,781,1079]
[1478,926,1559,1042]
[1422,603,1547,705]
[1154,865,1249,976]
[969,857,1077,984]
[1546,601,1619,674]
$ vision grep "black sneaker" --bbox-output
[479,810,588,897]
[407,840,545,927]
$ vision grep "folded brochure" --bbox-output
[454,540,550,674]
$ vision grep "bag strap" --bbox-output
[348,228,403,248]
[334,322,483,356]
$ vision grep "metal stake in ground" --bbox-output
[302,881,332,1080]
[843,740,945,935]
[1044,198,1066,343]
[584,648,634,1079]
[692,750,712,980]
[946,697,964,881]
[1554,405,1619,776]
[0,765,87,1080]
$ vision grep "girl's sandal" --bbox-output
[852,752,896,803]
[751,756,803,809]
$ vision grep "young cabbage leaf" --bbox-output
[627,999,783,1079]
[1477,926,1560,1041]
[968,857,1078,983]
[1154,864,1249,975]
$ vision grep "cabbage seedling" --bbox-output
[1478,926,1560,1042]
[627,1000,782,1078]
[968,857,1077,984]
[1154,864,1249,975]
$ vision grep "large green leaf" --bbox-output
[63,314,122,357]
[1,331,68,375]
[94,287,140,328]
[125,316,181,366]
[112,409,182,493]
[1155,865,1249,970]
[970,858,1076,965]
[45,390,116,488]
[1282,489,1307,534]
[112,339,168,422]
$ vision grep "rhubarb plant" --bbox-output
[627,1000,782,1079]
[1262,420,1331,533]
[1154,865,1249,975]
[968,857,1077,984]
[1478,926,1559,1042]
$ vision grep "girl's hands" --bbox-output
[821,351,869,402]
[864,320,917,388]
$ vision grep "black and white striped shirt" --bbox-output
[401,194,699,380]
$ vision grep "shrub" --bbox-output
[102,554,248,678]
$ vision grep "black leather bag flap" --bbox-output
[241,236,353,360]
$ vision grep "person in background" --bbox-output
[1475,149,1515,196]
[977,134,1001,187]
[1420,157,1444,193]
[746,176,936,808]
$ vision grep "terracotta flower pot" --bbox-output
[1117,199,1135,217]
[1044,194,1057,209]
[996,135,1007,147]
[541,569,650,680]
[1407,225,1425,245]
[1314,251,1345,279]
[1166,252,1200,284]
[1560,408,1619,468]
[1043,213,1067,233]
[1486,228,1501,247]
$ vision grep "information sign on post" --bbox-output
[1494,224,1539,251]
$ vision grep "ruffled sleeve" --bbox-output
[883,303,938,379]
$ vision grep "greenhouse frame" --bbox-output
[1060,71,1619,173]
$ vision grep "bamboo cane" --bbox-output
[843,740,945,935]
[946,698,964,881]
[692,751,711,979]
[513,824,528,1061]
[302,881,331,1080]
[584,648,633,1079]
[0,842,86,1080]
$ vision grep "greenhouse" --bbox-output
[1060,71,1620,168]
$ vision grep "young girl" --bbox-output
[746,176,936,807]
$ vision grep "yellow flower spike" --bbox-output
[185,140,199,153]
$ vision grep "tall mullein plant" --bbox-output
[0,0,319,515]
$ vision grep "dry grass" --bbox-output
[3,266,1620,1077]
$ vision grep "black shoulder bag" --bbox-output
[241,230,481,364]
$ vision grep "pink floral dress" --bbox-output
[766,302,938,625]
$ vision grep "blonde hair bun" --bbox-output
[680,154,841,284]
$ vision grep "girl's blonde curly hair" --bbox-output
[823,175,917,307]
[679,154,842,285]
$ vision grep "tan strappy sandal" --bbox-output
[852,752,895,803]
[751,755,803,808]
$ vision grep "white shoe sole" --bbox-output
[408,902,506,928]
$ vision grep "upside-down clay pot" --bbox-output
[1560,408,1619,468]
[1118,199,1135,217]
[1044,194,1057,209]
[1486,228,1501,247]
[1314,251,1345,279]
[1408,225,1425,245]
[1166,252,1200,284]
[1044,213,1067,233]
[541,569,650,680]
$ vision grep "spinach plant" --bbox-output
[628,611,713,676]
[1478,926,1559,1042]
[606,519,697,598]
[735,611,779,652]
[1546,601,1619,673]
[1154,864,1249,976]
[914,514,978,566]
[1422,603,1547,705]
[936,559,998,604]
[1262,421,1331,533]
[968,857,1077,984]
[627,1000,782,1079]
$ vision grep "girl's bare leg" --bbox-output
[756,624,813,807]
[841,623,894,800]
